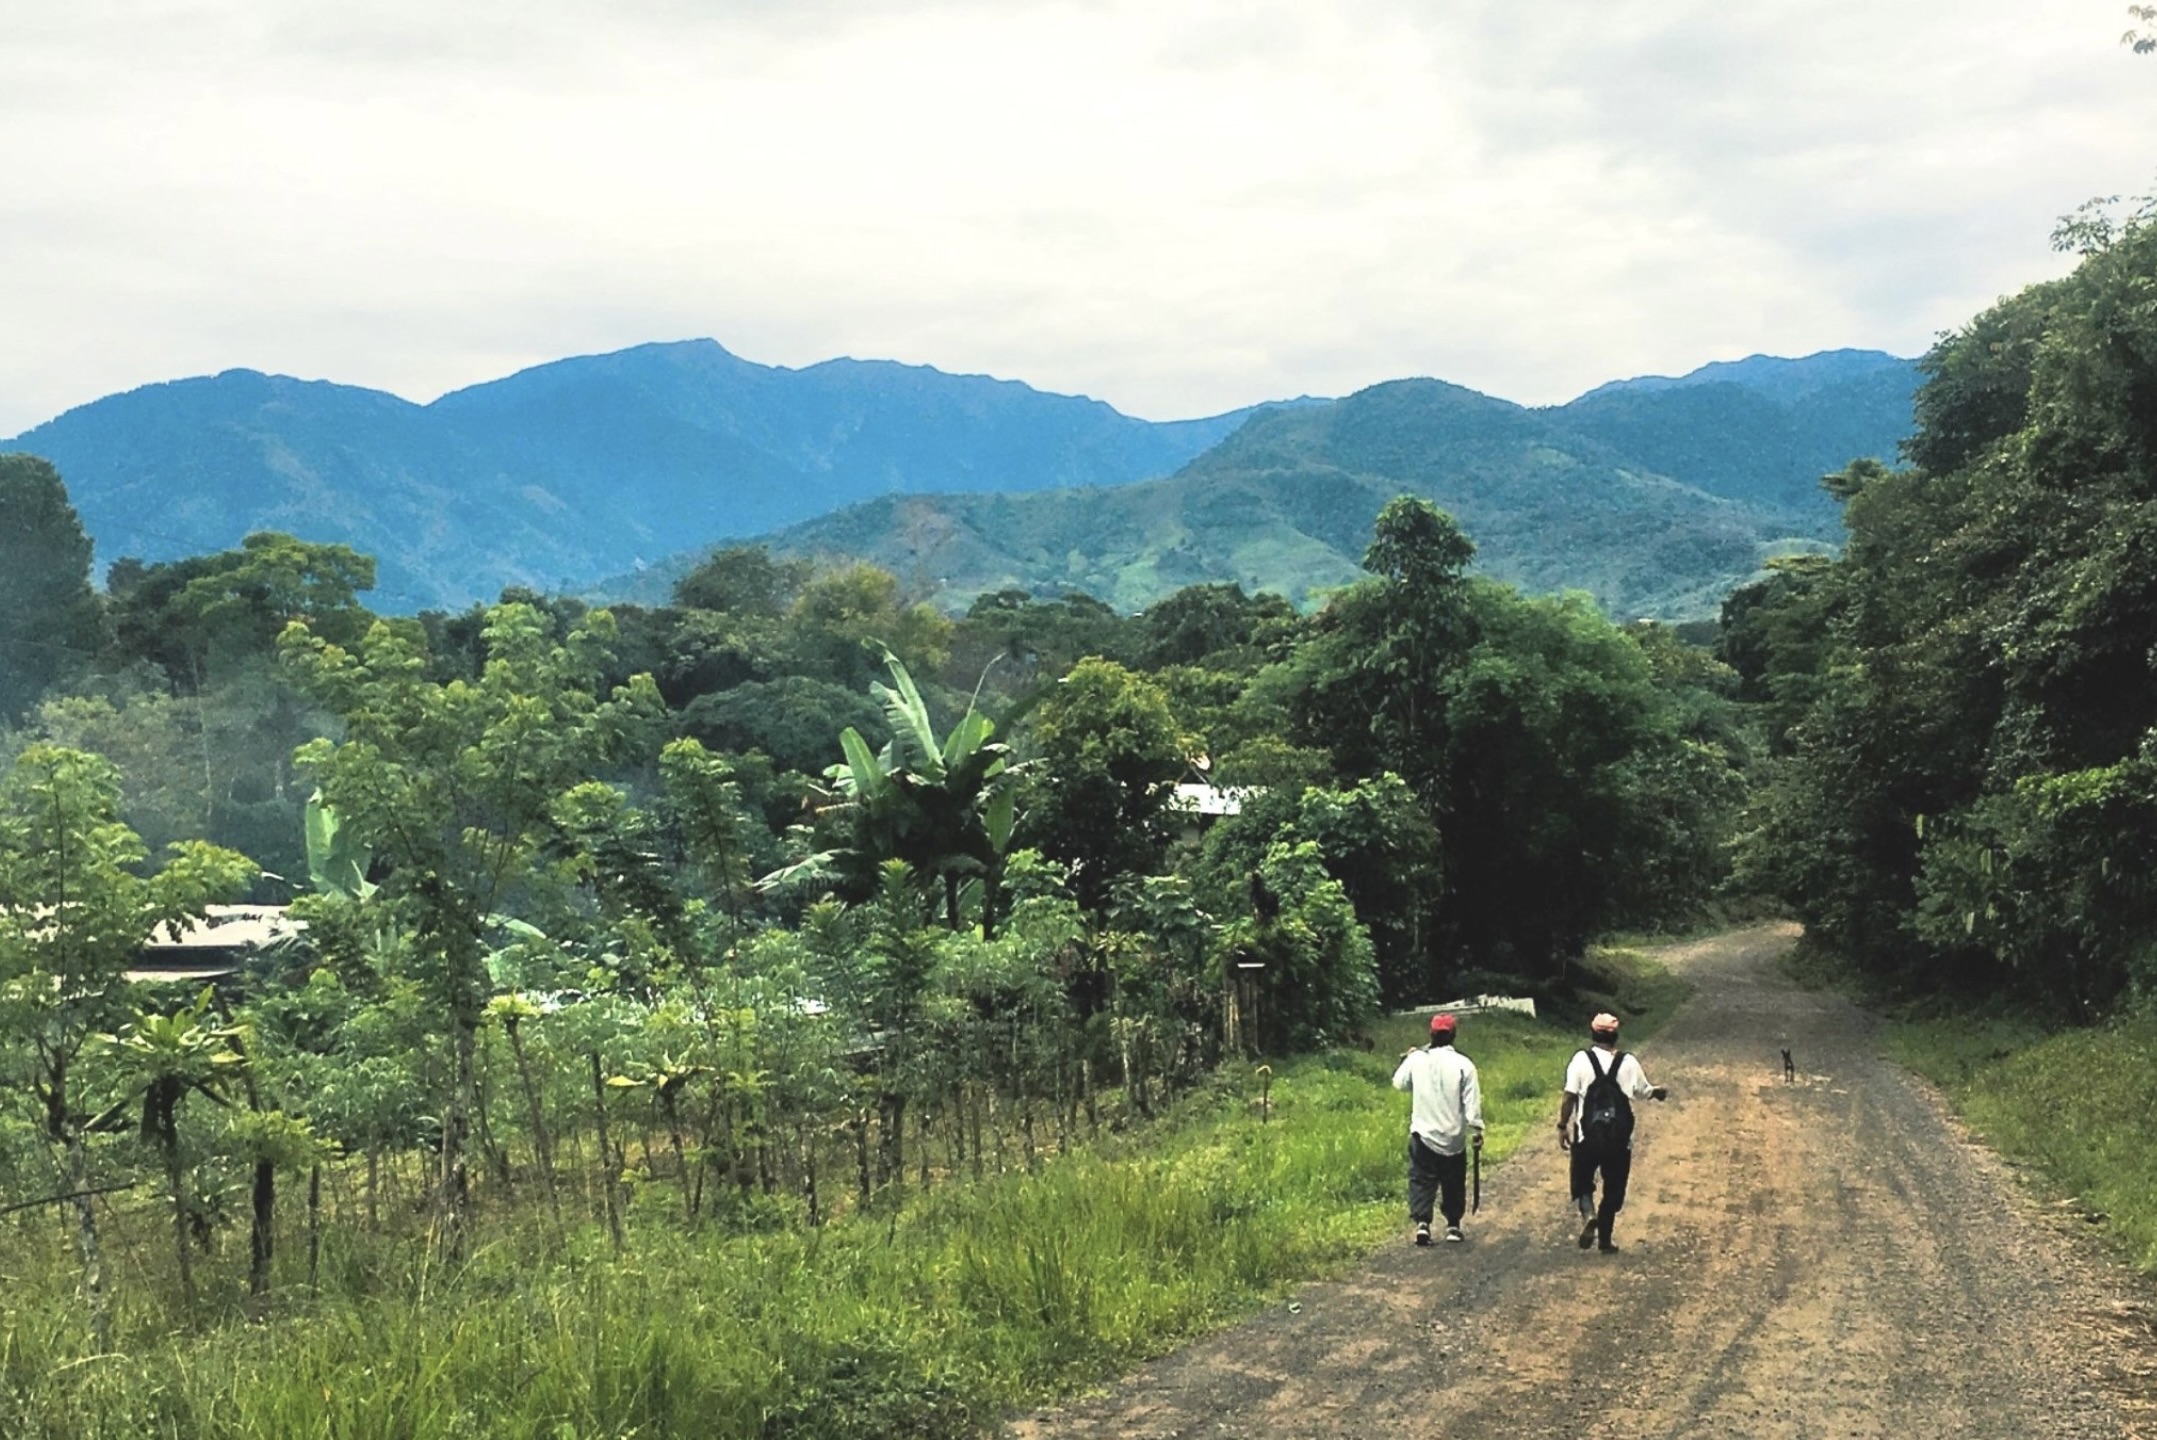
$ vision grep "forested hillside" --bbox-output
[1559,350,1921,516]
[733,366,1907,619]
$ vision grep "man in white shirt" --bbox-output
[1391,1012,1485,1245]
[1556,1012,1669,1254]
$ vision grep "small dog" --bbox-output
[1781,1048,1796,1083]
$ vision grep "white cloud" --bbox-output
[1,0,2152,434]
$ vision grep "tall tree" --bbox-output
[672,544,811,617]
[281,603,660,1251]
[0,455,103,721]
[109,531,376,691]
[1287,495,1476,796]
[1019,657,1188,914]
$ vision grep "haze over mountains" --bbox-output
[5,341,1273,611]
[3,342,1917,620]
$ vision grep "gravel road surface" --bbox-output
[1009,924,2156,1440]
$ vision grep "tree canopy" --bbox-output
[1734,203,2157,1011]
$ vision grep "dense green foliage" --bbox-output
[0,455,103,722]
[0,429,1742,1433]
[1729,198,2157,1013]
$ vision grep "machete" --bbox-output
[1471,1140,1481,1214]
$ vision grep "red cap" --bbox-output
[1430,1013,1457,1036]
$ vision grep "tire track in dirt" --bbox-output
[1008,924,2156,1440]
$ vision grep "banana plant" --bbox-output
[825,650,1027,934]
[303,790,375,901]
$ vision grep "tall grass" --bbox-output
[1887,1012,2157,1274]
[0,1006,1612,1439]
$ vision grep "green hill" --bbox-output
[742,377,1853,620]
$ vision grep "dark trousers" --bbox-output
[1408,1134,1468,1228]
[1569,1143,1633,1243]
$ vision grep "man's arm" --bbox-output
[1623,1054,1670,1102]
[1392,1053,1417,1092]
[1556,1093,1576,1150]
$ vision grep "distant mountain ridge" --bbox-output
[3,340,1272,610]
[1573,347,1915,405]
[6,342,1915,619]
[722,365,1902,621]
[1553,352,1920,516]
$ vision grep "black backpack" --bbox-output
[1578,1049,1634,1155]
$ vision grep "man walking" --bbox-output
[1392,1012,1484,1245]
[1557,1012,1668,1253]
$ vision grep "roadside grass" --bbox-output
[1787,933,2157,1275]
[1,950,1676,1439]
[1566,943,1694,1038]
[1885,1012,2157,1275]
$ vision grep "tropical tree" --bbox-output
[1195,773,1441,1005]
[658,737,760,944]
[280,602,660,1251]
[1019,657,1188,914]
[0,455,103,721]
[673,544,812,617]
[1217,840,1379,1053]
[1285,494,1476,796]
[94,988,244,1308]
[109,531,376,691]
[824,651,1025,933]
[0,745,252,1335]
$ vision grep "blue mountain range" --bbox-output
[3,341,1915,616]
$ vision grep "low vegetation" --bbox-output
[1886,1012,2157,1274]
[1,972,1654,1439]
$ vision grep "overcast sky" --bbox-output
[2,0,2153,435]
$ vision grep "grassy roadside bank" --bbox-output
[1785,942,2157,1275]
[1885,1013,2157,1274]
[1,951,1679,1440]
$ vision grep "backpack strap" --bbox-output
[1584,1049,1607,1083]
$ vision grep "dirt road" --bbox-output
[1010,924,2157,1440]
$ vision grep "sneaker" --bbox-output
[1577,1218,1598,1250]
[1444,1226,1464,1243]
[1598,1240,1620,1254]
[1415,1223,1432,1247]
